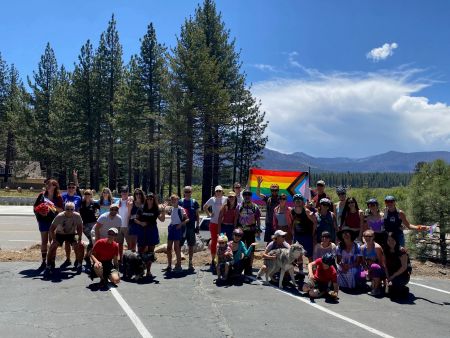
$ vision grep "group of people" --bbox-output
[33,174,428,298]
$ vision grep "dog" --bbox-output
[122,250,156,281]
[257,242,305,289]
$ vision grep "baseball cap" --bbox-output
[108,227,118,234]
[316,180,326,186]
[215,185,223,192]
[227,191,236,197]
[273,230,287,238]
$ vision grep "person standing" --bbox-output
[256,176,280,243]
[33,179,64,270]
[290,194,317,260]
[340,197,365,242]
[315,198,338,243]
[203,186,227,267]
[45,202,85,275]
[383,195,428,247]
[233,182,244,205]
[218,191,239,242]
[311,180,332,210]
[179,186,200,271]
[128,188,146,252]
[235,189,261,276]
[334,186,347,227]
[79,189,100,268]
[117,186,133,259]
[61,181,82,267]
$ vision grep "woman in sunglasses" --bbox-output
[364,198,386,246]
[273,193,293,244]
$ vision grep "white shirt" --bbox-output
[205,196,227,224]
[96,213,122,240]
[118,198,129,228]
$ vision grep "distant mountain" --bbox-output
[257,148,450,172]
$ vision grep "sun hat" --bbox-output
[337,226,358,242]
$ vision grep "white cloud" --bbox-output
[367,42,398,62]
[251,63,276,72]
[252,68,450,157]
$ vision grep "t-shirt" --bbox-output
[179,198,199,228]
[170,206,187,225]
[96,212,122,240]
[140,207,160,227]
[92,238,119,261]
[118,198,130,228]
[263,195,279,226]
[79,200,100,224]
[313,258,337,283]
[62,193,82,212]
[266,240,290,251]
[52,212,83,235]
[205,196,227,224]
[238,203,261,230]
[313,243,337,260]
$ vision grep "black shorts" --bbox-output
[55,233,76,246]
[100,261,117,280]
[242,230,256,248]
[182,225,196,247]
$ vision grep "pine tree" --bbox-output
[28,42,59,178]
[138,23,168,193]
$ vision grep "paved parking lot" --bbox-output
[1,261,449,338]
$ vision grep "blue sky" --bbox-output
[2,0,450,157]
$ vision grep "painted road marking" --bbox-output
[410,282,450,295]
[110,287,153,338]
[249,277,394,338]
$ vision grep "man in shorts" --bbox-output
[179,186,200,271]
[91,227,120,288]
[45,202,85,275]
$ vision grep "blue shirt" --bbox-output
[62,193,82,211]
[179,198,199,228]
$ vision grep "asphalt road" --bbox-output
[1,261,449,338]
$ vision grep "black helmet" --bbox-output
[336,186,347,194]
[322,253,335,266]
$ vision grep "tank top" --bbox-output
[384,209,402,233]
[316,211,335,242]
[291,208,313,236]
[345,211,360,229]
[362,245,378,263]
[367,217,384,233]
[275,210,288,227]
[222,207,236,224]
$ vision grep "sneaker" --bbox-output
[368,288,381,297]
[188,262,195,271]
[37,261,46,271]
[162,266,172,272]
[44,265,53,277]
[60,259,71,269]
[173,266,183,273]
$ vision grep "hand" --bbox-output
[308,273,315,281]
[72,169,78,177]
[251,242,257,247]
[94,262,102,269]
[257,176,263,186]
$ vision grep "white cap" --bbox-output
[215,185,223,192]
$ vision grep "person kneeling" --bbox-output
[91,227,121,288]
[216,234,233,282]
[303,253,339,299]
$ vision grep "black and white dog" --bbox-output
[122,250,156,280]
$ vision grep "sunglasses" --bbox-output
[321,236,330,239]
[215,190,223,193]
[234,186,241,189]
[233,233,242,237]
[184,191,192,193]
[110,208,119,212]
[108,232,117,236]
[218,242,226,244]
[102,191,109,194]
[65,208,74,211]
[271,189,279,192]
[364,235,374,238]
[68,186,76,189]
[280,197,287,200]
[348,201,355,204]
[368,203,377,206]
[386,200,395,203]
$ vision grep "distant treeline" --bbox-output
[309,172,412,188]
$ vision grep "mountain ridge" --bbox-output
[257,148,450,172]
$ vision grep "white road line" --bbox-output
[110,288,153,338]
[410,282,450,295]
[249,277,394,338]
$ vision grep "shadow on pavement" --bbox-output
[390,292,444,306]
[19,268,77,283]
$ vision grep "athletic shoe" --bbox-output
[173,266,183,273]
[188,262,195,271]
[162,266,172,272]
[37,261,46,271]
[60,259,71,269]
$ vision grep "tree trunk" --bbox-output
[4,131,14,183]
[232,122,239,185]
[176,146,181,197]
[201,116,213,206]
[148,120,155,193]
[184,110,194,186]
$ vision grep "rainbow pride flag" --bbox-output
[247,168,310,205]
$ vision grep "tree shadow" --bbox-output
[390,292,444,306]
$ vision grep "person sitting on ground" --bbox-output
[164,194,189,273]
[90,227,120,288]
[384,232,411,299]
[336,227,363,290]
[361,229,386,296]
[229,228,256,280]
[45,202,85,275]
[94,204,122,242]
[313,231,337,260]
[303,253,339,299]
[216,234,233,281]
[256,230,291,281]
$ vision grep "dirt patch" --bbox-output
[1,244,449,279]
